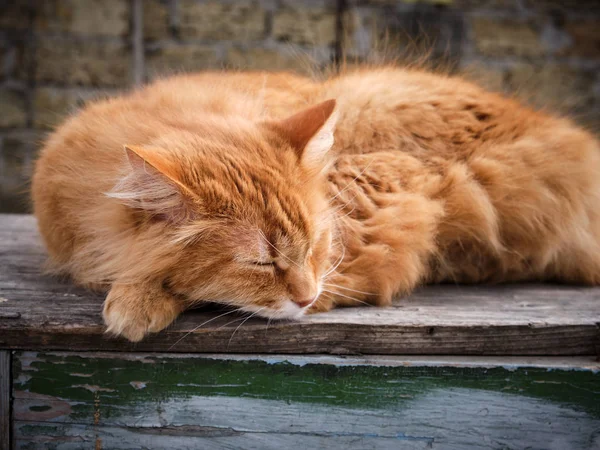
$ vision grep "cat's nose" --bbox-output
[293,297,315,308]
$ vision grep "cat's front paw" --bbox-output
[103,283,183,342]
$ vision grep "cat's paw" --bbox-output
[103,283,183,342]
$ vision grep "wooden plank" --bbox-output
[13,422,428,450]
[1,214,599,355]
[112,353,600,371]
[11,352,600,449]
[0,351,9,450]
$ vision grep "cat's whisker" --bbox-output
[214,302,267,330]
[328,200,355,218]
[321,289,373,307]
[329,202,350,216]
[334,204,357,221]
[217,314,252,330]
[264,316,273,336]
[329,192,358,211]
[168,308,240,350]
[328,193,355,212]
[329,159,374,202]
[323,283,376,296]
[227,307,267,348]
[323,256,345,281]
[323,246,346,279]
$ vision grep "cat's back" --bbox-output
[322,66,600,285]
[318,66,556,159]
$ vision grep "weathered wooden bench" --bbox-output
[1,214,599,449]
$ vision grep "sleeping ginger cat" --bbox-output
[32,67,600,342]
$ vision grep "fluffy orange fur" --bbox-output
[32,67,600,341]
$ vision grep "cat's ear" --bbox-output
[276,99,338,168]
[108,145,197,222]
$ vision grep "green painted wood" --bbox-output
[14,422,429,449]
[11,352,600,449]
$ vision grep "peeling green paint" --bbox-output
[28,405,52,412]
[13,352,600,422]
[19,424,62,436]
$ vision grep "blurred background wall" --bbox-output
[1,0,599,213]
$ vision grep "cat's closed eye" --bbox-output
[251,260,276,268]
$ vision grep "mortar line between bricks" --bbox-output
[25,0,37,130]
[334,0,346,67]
[132,0,145,86]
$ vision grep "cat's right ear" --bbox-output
[107,145,197,222]
[268,99,338,171]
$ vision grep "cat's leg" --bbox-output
[462,130,600,284]
[310,197,444,313]
[310,249,428,314]
[543,219,600,285]
[549,171,600,284]
[103,281,185,342]
[310,270,381,313]
[308,294,334,313]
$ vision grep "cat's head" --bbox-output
[110,100,338,319]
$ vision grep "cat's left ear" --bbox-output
[273,99,338,169]
[109,145,198,222]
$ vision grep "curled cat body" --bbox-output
[32,67,600,341]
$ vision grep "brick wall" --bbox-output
[1,0,599,213]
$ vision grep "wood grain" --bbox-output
[13,422,428,450]
[0,351,10,450]
[1,214,599,355]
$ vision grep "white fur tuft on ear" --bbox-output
[274,99,338,170]
[302,108,338,168]
[106,146,193,222]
